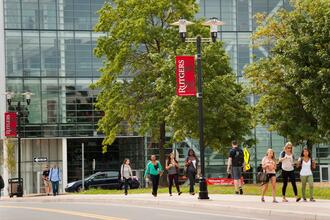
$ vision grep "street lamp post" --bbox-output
[6,92,32,197]
[172,18,224,200]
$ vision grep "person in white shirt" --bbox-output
[121,158,133,195]
[297,147,316,202]
[261,149,278,203]
[278,142,301,202]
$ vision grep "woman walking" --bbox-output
[298,148,316,202]
[166,153,182,196]
[121,158,133,195]
[144,155,163,197]
[42,165,51,196]
[279,142,301,202]
[261,149,278,203]
[185,149,199,195]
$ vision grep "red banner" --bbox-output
[176,56,196,96]
[4,112,17,137]
[206,177,244,185]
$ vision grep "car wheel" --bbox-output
[76,185,82,193]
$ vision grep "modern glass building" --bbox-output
[0,0,329,195]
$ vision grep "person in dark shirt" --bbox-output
[185,149,199,195]
[42,165,51,196]
[227,140,245,194]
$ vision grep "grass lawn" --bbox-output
[80,182,330,200]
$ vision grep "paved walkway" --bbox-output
[2,193,330,220]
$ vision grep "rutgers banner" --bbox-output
[4,112,17,137]
[176,56,196,96]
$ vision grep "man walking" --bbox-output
[227,140,245,194]
[48,164,61,196]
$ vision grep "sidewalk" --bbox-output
[3,193,330,219]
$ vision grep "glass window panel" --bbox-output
[74,0,91,30]
[222,33,237,74]
[6,78,23,93]
[195,0,205,19]
[205,0,220,19]
[237,33,250,77]
[39,0,57,29]
[5,31,23,76]
[252,0,268,30]
[4,0,21,29]
[59,78,76,123]
[221,0,236,31]
[237,0,250,31]
[92,33,106,77]
[24,79,42,123]
[76,79,93,123]
[40,32,60,77]
[62,0,74,30]
[75,32,92,77]
[58,31,75,76]
[91,0,106,28]
[22,0,39,29]
[23,31,41,77]
[42,79,59,124]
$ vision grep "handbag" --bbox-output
[257,170,268,183]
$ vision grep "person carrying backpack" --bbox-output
[227,140,245,194]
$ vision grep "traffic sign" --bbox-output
[33,157,48,163]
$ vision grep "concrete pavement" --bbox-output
[1,193,330,220]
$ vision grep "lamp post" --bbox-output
[171,18,224,200]
[5,91,32,197]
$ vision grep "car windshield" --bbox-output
[85,173,101,181]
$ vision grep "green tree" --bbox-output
[245,0,330,150]
[92,0,252,172]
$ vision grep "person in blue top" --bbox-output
[144,155,163,197]
[48,164,61,196]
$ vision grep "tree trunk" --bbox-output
[306,140,313,153]
[159,121,167,186]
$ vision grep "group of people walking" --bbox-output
[260,142,316,203]
[42,164,62,196]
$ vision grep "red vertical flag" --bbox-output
[4,112,17,137]
[176,56,196,96]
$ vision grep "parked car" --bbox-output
[65,171,140,192]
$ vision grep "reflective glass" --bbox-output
[91,0,106,28]
[40,32,60,76]
[22,0,39,29]
[92,33,106,77]
[75,32,92,77]
[62,0,74,30]
[6,78,23,93]
[237,33,250,77]
[237,0,250,31]
[205,0,220,19]
[5,31,23,76]
[74,0,91,30]
[195,0,205,19]
[58,31,75,76]
[221,0,236,31]
[39,0,58,29]
[23,31,41,77]
[4,0,21,29]
[222,33,237,74]
[24,79,42,123]
[41,78,59,124]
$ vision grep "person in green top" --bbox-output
[144,155,163,197]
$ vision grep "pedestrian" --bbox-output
[144,155,163,197]
[227,140,245,194]
[166,153,182,196]
[185,149,199,195]
[121,158,133,195]
[0,174,4,199]
[297,147,316,202]
[48,164,61,196]
[279,142,301,202]
[261,149,278,203]
[42,165,51,196]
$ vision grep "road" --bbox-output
[1,194,329,220]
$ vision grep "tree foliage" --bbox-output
[92,0,252,154]
[245,0,330,148]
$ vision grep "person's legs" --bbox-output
[173,174,181,194]
[55,181,59,195]
[51,181,56,196]
[188,171,195,194]
[308,175,314,200]
[282,170,289,200]
[151,175,157,196]
[168,174,174,195]
[154,174,160,195]
[124,178,129,195]
[301,176,307,200]
[271,176,277,202]
[261,182,268,201]
[289,171,298,197]
[232,167,242,194]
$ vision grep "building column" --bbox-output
[62,138,68,192]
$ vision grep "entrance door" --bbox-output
[320,165,330,182]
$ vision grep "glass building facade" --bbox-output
[0,0,329,195]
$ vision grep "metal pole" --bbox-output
[197,35,209,200]
[17,101,23,197]
[82,142,85,191]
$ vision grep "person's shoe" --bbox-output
[310,198,316,202]
[169,194,172,196]
[190,192,195,196]
[239,188,243,195]
[125,192,128,196]
[282,198,288,202]
[303,198,307,202]
[296,197,301,202]
[273,200,279,203]
[261,197,265,202]
[178,192,182,196]
[235,191,239,195]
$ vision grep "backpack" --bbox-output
[0,175,4,189]
[232,148,244,167]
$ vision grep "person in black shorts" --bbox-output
[261,149,278,203]
[227,140,245,194]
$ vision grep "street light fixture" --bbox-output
[171,18,224,200]
[5,91,33,197]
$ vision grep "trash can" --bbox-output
[8,178,23,198]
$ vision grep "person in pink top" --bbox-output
[261,149,278,203]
